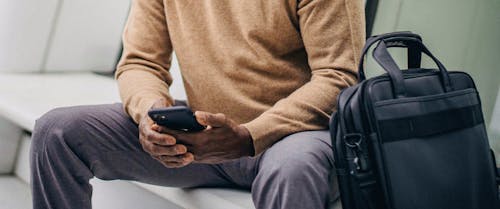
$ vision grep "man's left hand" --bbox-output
[154,111,255,164]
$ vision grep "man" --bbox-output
[30,0,365,208]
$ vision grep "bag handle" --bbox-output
[358,31,423,81]
[372,37,453,98]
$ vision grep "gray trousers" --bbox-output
[30,103,337,209]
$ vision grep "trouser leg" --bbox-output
[30,103,234,209]
[250,131,335,209]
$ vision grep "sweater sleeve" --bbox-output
[243,0,365,154]
[115,0,174,124]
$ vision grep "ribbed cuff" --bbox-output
[242,114,284,155]
[116,70,174,124]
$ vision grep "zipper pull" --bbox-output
[344,133,368,172]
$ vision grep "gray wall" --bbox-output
[369,0,500,158]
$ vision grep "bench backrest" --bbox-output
[0,0,130,73]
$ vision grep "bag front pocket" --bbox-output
[372,89,498,209]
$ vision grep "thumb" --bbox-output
[195,111,229,128]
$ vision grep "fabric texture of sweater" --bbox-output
[116,0,365,154]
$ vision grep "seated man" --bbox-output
[30,0,364,208]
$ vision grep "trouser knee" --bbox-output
[30,107,88,158]
[251,131,334,209]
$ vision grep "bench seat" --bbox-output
[0,72,256,209]
[0,72,340,209]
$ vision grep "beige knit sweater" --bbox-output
[116,0,365,154]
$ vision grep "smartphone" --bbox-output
[148,106,206,132]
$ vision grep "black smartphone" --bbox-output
[148,106,206,132]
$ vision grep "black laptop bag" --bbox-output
[329,31,500,209]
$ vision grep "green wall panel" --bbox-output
[369,0,500,157]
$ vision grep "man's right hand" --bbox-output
[139,99,195,168]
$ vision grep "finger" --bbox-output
[144,128,176,145]
[151,124,161,132]
[145,143,188,156]
[162,161,189,168]
[194,111,210,126]
[158,153,194,168]
[159,152,195,164]
[154,125,186,136]
[195,112,228,128]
